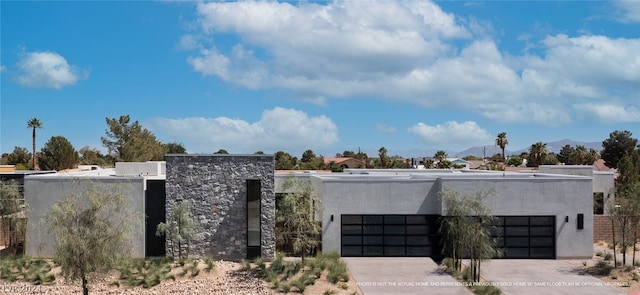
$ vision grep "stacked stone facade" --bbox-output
[165,155,275,261]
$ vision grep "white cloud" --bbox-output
[614,1,640,23]
[407,121,492,148]
[376,124,396,133]
[0,65,6,73]
[146,107,338,153]
[573,103,640,123]
[15,51,86,89]
[183,0,640,125]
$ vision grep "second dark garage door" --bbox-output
[341,214,441,257]
[341,214,556,259]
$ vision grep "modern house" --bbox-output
[21,156,608,261]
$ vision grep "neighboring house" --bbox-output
[447,158,471,169]
[323,157,366,169]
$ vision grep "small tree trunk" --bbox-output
[612,218,617,268]
[633,220,638,266]
[622,218,627,266]
[81,271,89,295]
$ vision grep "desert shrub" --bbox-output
[327,260,349,284]
[114,257,174,288]
[270,252,286,275]
[240,259,252,271]
[278,282,291,293]
[442,258,455,270]
[0,257,55,285]
[471,284,502,295]
[595,261,614,276]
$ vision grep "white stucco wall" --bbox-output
[314,175,440,254]
[440,175,593,259]
[24,176,146,258]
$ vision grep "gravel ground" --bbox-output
[0,261,277,295]
[0,260,361,295]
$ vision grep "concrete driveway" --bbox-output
[343,257,472,295]
[479,259,625,295]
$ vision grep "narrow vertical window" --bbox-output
[247,180,261,258]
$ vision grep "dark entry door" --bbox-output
[145,180,166,257]
[341,215,440,257]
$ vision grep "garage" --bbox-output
[340,214,441,257]
[491,216,556,259]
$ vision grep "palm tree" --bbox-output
[529,142,548,167]
[574,145,587,165]
[27,118,43,170]
[586,148,600,165]
[434,150,448,163]
[495,132,509,162]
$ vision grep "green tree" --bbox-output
[78,146,111,167]
[543,153,559,165]
[46,182,139,295]
[377,147,390,168]
[439,188,501,282]
[164,142,187,154]
[301,149,316,163]
[528,142,548,167]
[254,151,265,155]
[300,150,322,170]
[27,118,43,170]
[0,180,26,255]
[101,115,165,162]
[558,144,576,165]
[573,145,587,165]
[214,149,229,154]
[614,149,640,265]
[39,136,79,171]
[275,151,296,170]
[495,132,508,161]
[434,150,451,168]
[157,200,195,259]
[4,146,32,168]
[341,150,356,158]
[506,156,523,167]
[586,148,600,165]
[326,161,344,172]
[601,130,639,169]
[277,176,322,261]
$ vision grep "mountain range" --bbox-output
[454,139,602,158]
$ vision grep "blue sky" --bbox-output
[1,1,639,158]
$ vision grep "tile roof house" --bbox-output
[323,157,366,169]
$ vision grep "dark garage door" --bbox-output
[491,216,556,259]
[341,215,440,257]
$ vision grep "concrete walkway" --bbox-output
[479,259,625,295]
[343,257,472,295]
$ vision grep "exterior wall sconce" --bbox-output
[330,215,334,222]
[565,216,569,223]
[577,213,584,229]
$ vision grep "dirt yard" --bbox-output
[0,259,362,295]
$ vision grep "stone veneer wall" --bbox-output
[165,155,275,261]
